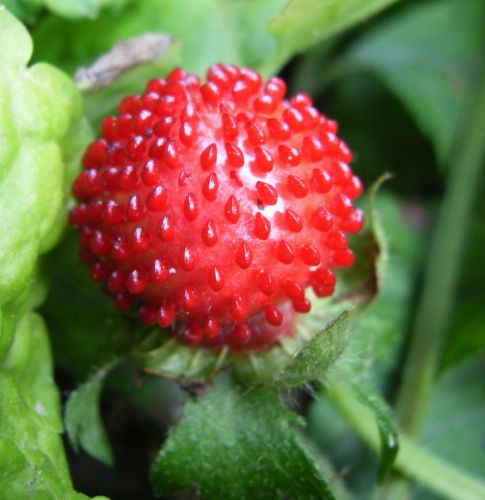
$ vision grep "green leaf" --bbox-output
[346,382,398,482]
[342,0,485,165]
[151,373,335,499]
[0,312,86,498]
[33,0,287,76]
[0,7,87,310]
[65,359,120,467]
[267,0,399,73]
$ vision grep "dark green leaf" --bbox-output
[65,359,120,466]
[444,309,485,370]
[342,0,485,165]
[321,73,439,196]
[151,373,335,499]
[323,381,485,500]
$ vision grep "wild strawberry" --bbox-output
[70,64,363,350]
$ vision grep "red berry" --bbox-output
[70,64,363,350]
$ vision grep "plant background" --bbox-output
[0,0,484,499]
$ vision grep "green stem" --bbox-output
[395,75,485,436]
[329,383,485,500]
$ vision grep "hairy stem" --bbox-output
[395,75,485,435]
[329,383,485,500]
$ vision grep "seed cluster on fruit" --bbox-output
[69,64,364,350]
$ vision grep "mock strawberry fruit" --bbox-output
[69,64,363,350]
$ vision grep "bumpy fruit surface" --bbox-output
[70,64,363,350]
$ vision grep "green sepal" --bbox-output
[140,336,226,383]
[336,173,391,305]
[137,301,353,387]
[65,358,121,467]
[274,307,352,388]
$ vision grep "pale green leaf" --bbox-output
[0,7,87,308]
